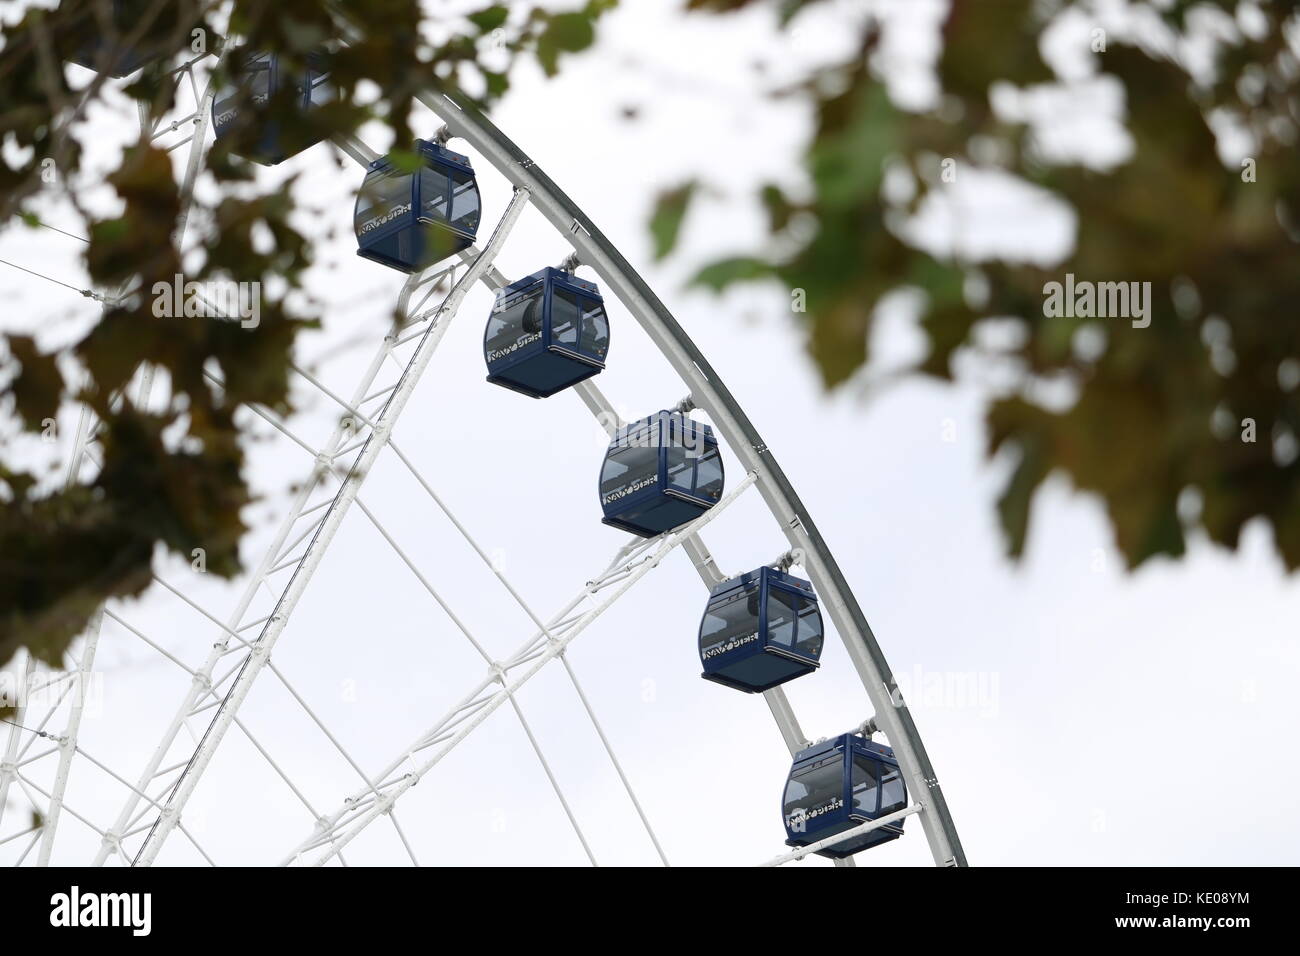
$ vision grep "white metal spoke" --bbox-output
[95,313,410,865]
[387,813,420,868]
[14,679,77,763]
[12,29,232,864]
[557,657,669,866]
[760,805,925,866]
[12,829,42,866]
[419,87,965,865]
[4,32,965,867]
[34,611,102,865]
[0,824,40,850]
[281,471,757,866]
[565,379,857,863]
[264,662,383,801]
[0,654,35,835]
[353,498,493,663]
[129,187,531,865]
[384,439,671,866]
[95,609,325,828]
[561,374,817,828]
[354,493,607,866]
[504,693,598,866]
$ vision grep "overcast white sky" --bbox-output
[1,0,1297,867]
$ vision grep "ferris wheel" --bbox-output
[0,11,966,868]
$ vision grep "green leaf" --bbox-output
[649,181,697,261]
[468,5,509,33]
[549,13,596,50]
[778,0,818,26]
[759,184,796,233]
[482,70,509,100]
[808,80,897,209]
[690,256,775,291]
[685,0,757,11]
[6,335,63,432]
[940,0,1053,95]
[987,398,1053,559]
[536,12,595,77]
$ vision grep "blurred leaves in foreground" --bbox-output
[1,0,1297,679]
[0,0,611,671]
[663,0,1300,571]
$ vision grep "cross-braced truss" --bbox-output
[0,29,966,868]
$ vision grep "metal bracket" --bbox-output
[771,549,799,572]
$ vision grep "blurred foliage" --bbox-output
[649,180,698,260]
[0,0,612,673]
[1,0,1296,688]
[663,0,1300,570]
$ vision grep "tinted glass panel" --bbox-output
[579,297,609,360]
[485,284,544,364]
[551,288,580,348]
[700,587,761,660]
[784,755,845,831]
[796,599,824,660]
[693,446,723,500]
[767,587,798,650]
[307,70,334,107]
[356,170,413,235]
[851,755,880,815]
[879,764,906,816]
[420,168,449,221]
[214,58,270,129]
[600,443,659,505]
[450,169,480,234]
[666,446,693,493]
[248,59,271,101]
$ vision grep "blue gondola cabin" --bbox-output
[699,567,823,692]
[599,411,723,537]
[355,140,481,273]
[485,267,609,398]
[212,50,333,165]
[783,734,908,859]
[67,0,192,77]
